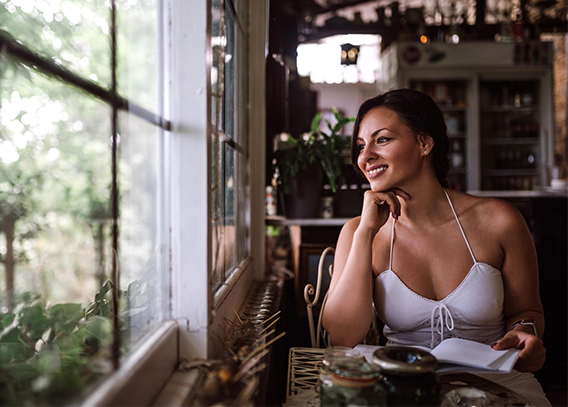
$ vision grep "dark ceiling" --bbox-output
[280,0,567,46]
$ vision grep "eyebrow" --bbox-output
[356,127,389,142]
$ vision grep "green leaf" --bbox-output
[19,304,49,342]
[1,313,15,328]
[94,280,114,302]
[310,112,322,134]
[49,304,83,333]
[78,316,112,342]
[9,361,40,382]
[332,107,341,121]
[32,345,62,375]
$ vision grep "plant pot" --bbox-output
[283,166,323,219]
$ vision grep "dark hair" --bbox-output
[350,88,450,188]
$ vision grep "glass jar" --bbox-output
[372,347,440,406]
[320,347,361,394]
[321,358,385,407]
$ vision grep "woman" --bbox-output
[322,89,549,406]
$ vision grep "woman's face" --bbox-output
[356,107,428,192]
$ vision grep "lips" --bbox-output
[367,165,388,179]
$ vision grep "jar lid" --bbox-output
[372,346,438,376]
[329,359,382,388]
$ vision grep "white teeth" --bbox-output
[368,166,387,175]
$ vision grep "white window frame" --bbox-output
[83,0,267,404]
[171,0,267,359]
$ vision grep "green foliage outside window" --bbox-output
[0,0,163,404]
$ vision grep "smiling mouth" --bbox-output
[367,166,387,178]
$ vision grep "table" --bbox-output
[285,347,532,406]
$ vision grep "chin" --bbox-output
[369,180,392,192]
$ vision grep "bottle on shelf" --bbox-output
[451,140,464,168]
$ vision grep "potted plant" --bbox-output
[273,108,355,219]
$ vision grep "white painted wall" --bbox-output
[310,82,380,131]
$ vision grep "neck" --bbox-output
[398,177,451,228]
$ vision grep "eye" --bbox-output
[376,137,391,144]
[357,144,365,151]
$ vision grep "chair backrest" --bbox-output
[303,246,383,348]
[304,247,334,348]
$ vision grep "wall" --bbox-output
[310,82,380,133]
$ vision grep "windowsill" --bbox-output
[82,320,178,406]
[213,256,252,309]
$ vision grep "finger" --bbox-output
[389,188,411,200]
[491,335,520,350]
[515,346,545,372]
[382,192,400,220]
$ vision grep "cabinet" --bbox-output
[381,41,554,192]
[479,80,541,190]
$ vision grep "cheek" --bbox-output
[357,155,364,171]
[393,145,420,165]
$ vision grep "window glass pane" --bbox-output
[237,150,248,262]
[211,0,222,129]
[0,60,113,405]
[211,132,224,291]
[223,143,237,276]
[117,0,158,113]
[0,1,111,87]
[223,2,235,137]
[117,112,165,349]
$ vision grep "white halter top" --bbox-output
[374,190,505,349]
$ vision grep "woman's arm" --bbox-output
[490,200,546,372]
[322,190,406,347]
[321,217,375,347]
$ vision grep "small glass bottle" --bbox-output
[320,347,360,394]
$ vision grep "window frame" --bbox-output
[0,0,267,403]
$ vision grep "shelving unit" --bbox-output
[410,79,469,191]
[480,79,541,191]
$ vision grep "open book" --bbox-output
[354,338,521,374]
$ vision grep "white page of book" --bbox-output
[431,338,520,372]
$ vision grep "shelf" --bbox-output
[266,216,350,227]
[481,106,538,113]
[482,169,539,176]
[482,138,540,145]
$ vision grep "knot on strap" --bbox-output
[430,303,455,348]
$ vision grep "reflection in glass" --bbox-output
[118,112,166,350]
[0,0,112,86]
[223,143,237,274]
[0,59,113,405]
[117,0,158,112]
[224,1,235,137]
[211,132,224,291]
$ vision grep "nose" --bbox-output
[359,145,377,164]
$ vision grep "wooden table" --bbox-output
[285,347,532,406]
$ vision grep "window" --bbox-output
[0,0,168,404]
[1,0,265,404]
[210,0,250,294]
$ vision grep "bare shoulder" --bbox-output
[448,189,527,236]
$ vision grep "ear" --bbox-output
[417,134,435,155]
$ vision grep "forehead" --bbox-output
[358,107,409,138]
